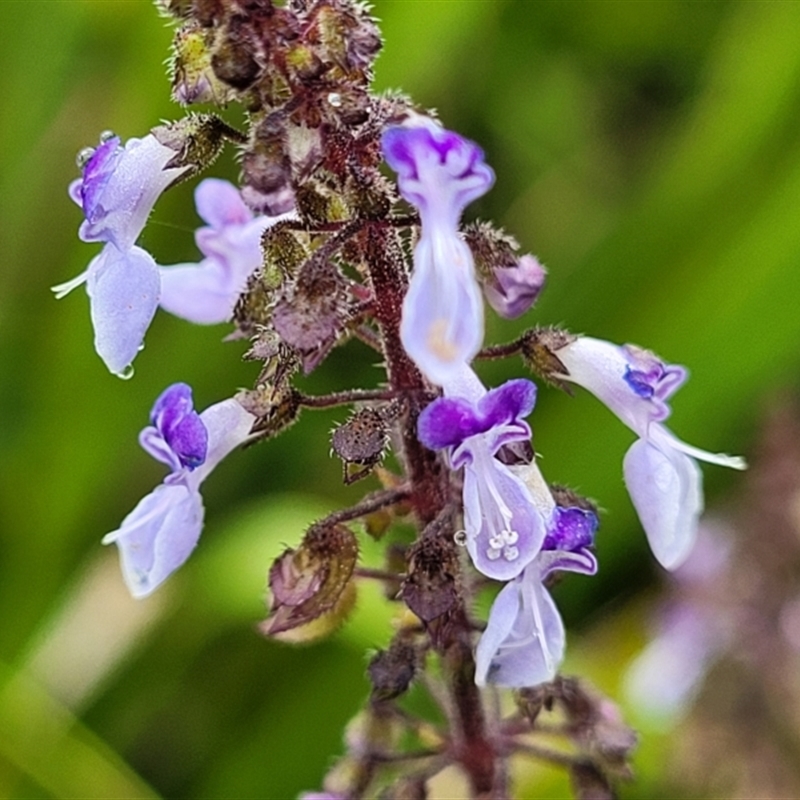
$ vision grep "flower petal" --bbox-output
[159,260,237,324]
[475,579,520,686]
[476,574,566,688]
[148,383,208,470]
[399,234,484,385]
[102,483,204,599]
[193,398,256,483]
[194,178,252,229]
[484,254,547,319]
[623,437,703,569]
[463,451,546,580]
[77,134,188,250]
[87,244,160,376]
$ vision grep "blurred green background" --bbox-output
[2,0,800,797]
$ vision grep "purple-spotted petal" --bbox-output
[555,336,692,434]
[543,507,598,552]
[149,383,208,470]
[86,244,160,376]
[381,123,494,226]
[102,483,204,599]
[418,396,488,451]
[623,437,703,570]
[477,379,537,433]
[418,378,536,451]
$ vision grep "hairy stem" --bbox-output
[365,223,501,797]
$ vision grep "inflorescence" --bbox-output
[54,1,746,796]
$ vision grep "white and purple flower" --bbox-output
[554,336,746,569]
[54,133,190,376]
[418,367,546,581]
[56,132,291,375]
[159,178,295,325]
[382,118,494,385]
[475,504,598,687]
[103,382,255,598]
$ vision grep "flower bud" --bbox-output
[261,522,359,642]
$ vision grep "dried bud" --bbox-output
[211,14,262,90]
[272,257,351,373]
[463,220,519,277]
[262,223,308,291]
[295,182,349,225]
[331,407,389,484]
[151,114,244,181]
[261,521,359,642]
[349,176,393,221]
[368,639,418,701]
[305,1,381,81]
[237,385,300,439]
[285,123,324,182]
[238,329,301,437]
[242,117,295,214]
[344,8,382,74]
[284,42,327,83]
[519,326,577,391]
[401,533,459,624]
[234,269,276,333]
[170,23,232,105]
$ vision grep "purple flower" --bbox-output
[555,337,746,569]
[475,506,599,688]
[624,602,726,720]
[418,366,546,580]
[382,118,494,385]
[484,254,547,319]
[159,179,295,324]
[102,384,255,598]
[624,522,732,719]
[54,133,189,376]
